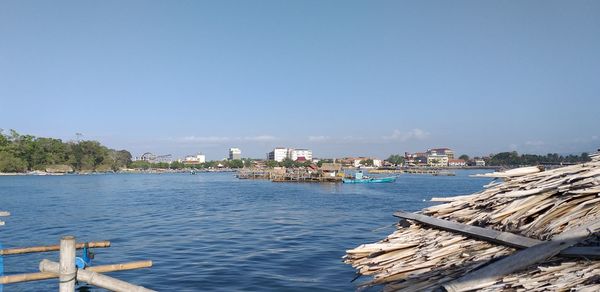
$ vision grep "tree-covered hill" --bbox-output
[0,129,131,173]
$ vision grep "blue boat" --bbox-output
[342,171,397,184]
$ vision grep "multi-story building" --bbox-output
[267,148,313,162]
[229,148,242,160]
[289,149,312,162]
[448,159,467,167]
[427,154,449,167]
[183,153,206,164]
[475,159,486,166]
[427,148,454,159]
[267,148,289,162]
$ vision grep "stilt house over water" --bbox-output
[345,153,600,291]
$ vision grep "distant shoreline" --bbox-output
[0,168,238,176]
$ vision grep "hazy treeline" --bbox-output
[0,129,132,173]
[487,151,591,166]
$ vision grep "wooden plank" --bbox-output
[1,261,152,284]
[40,259,156,292]
[442,219,600,292]
[0,241,111,255]
[559,246,600,258]
[394,210,600,258]
[394,210,540,248]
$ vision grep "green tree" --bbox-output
[265,160,278,168]
[170,161,184,169]
[130,160,152,170]
[0,129,9,148]
[360,159,374,166]
[229,159,244,168]
[386,155,405,165]
[0,151,28,172]
[458,154,470,161]
[281,158,296,168]
[316,159,333,167]
[242,158,254,168]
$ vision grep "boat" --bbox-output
[343,171,397,184]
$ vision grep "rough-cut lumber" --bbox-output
[394,210,600,258]
[442,219,600,292]
[470,166,543,178]
[0,240,111,255]
[430,194,476,202]
[59,236,76,292]
[394,210,540,249]
[1,260,153,284]
[40,260,156,292]
[345,155,600,291]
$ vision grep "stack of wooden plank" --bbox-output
[345,153,600,291]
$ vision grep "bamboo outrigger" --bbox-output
[345,153,600,291]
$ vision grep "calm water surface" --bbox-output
[0,170,491,291]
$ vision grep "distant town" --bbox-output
[132,145,591,171]
[0,130,592,174]
[133,146,485,169]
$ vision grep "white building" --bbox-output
[267,148,289,162]
[183,153,206,164]
[373,159,383,167]
[448,159,467,167]
[229,148,242,160]
[475,159,486,166]
[427,154,449,167]
[352,157,383,168]
[267,147,313,162]
[289,149,312,162]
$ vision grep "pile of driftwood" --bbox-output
[345,153,600,291]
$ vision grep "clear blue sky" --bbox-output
[1,1,599,159]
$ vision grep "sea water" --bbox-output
[0,170,491,291]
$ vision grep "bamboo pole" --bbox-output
[0,241,111,255]
[59,236,76,292]
[1,260,153,284]
[40,260,156,292]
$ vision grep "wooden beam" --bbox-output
[40,260,156,292]
[1,260,153,284]
[442,219,600,292]
[394,210,600,258]
[394,210,540,248]
[0,241,111,255]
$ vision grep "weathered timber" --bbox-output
[394,210,540,248]
[442,219,600,292]
[394,210,600,258]
[59,236,76,292]
[40,260,156,292]
[1,260,153,284]
[0,240,111,255]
